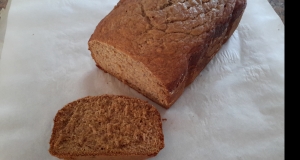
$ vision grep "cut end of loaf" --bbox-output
[89,41,173,108]
[49,95,164,159]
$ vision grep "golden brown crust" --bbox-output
[49,95,164,160]
[89,0,247,108]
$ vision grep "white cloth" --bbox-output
[0,0,284,159]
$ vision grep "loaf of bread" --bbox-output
[88,0,247,108]
[49,95,164,160]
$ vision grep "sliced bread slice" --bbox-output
[49,95,164,160]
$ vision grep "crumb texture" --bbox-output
[49,95,164,159]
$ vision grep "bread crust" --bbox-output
[89,0,247,108]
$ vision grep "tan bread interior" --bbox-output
[90,41,168,106]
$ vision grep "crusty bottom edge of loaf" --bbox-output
[63,155,149,160]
